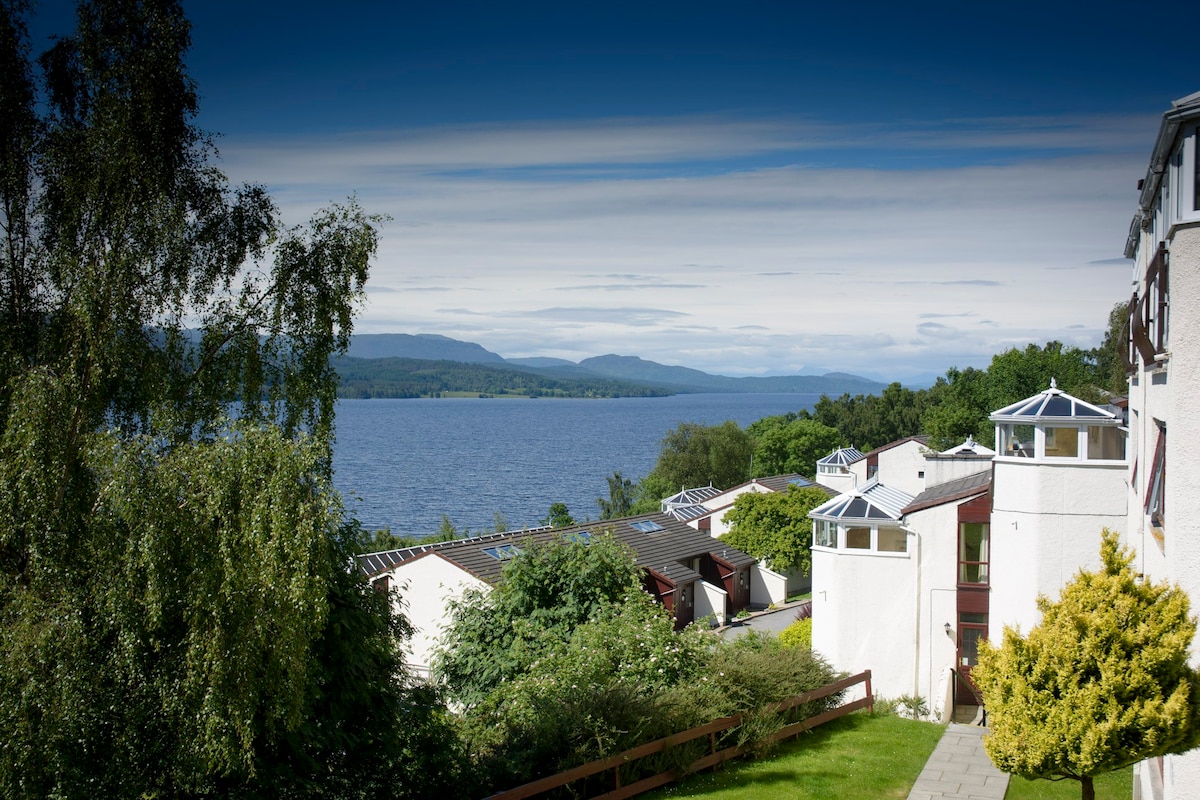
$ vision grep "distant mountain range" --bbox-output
[337,334,887,398]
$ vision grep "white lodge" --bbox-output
[810,89,1200,800]
[1124,90,1200,800]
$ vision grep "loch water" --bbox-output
[331,393,821,538]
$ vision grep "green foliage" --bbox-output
[543,501,575,528]
[597,470,635,519]
[434,535,643,708]
[747,416,843,479]
[348,523,421,553]
[1089,302,1130,397]
[0,2,423,797]
[648,420,755,493]
[919,366,993,449]
[975,530,1200,800]
[460,590,713,789]
[800,382,930,453]
[779,618,812,649]
[334,355,673,399]
[721,485,830,574]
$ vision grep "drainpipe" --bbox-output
[903,525,921,702]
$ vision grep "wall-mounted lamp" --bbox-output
[943,622,953,637]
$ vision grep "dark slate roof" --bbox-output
[750,474,837,496]
[990,379,1119,424]
[357,512,756,587]
[901,470,992,515]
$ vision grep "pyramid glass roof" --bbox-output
[808,479,914,523]
[817,447,866,467]
[989,379,1119,424]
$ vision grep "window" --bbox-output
[1043,426,1079,458]
[1087,425,1125,460]
[1146,423,1166,538]
[564,530,593,544]
[959,523,989,584]
[999,424,1035,458]
[482,544,522,560]
[877,528,907,553]
[845,527,871,549]
[813,519,836,548]
[629,519,664,533]
[1194,127,1200,212]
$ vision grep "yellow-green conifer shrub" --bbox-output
[778,618,812,649]
[975,529,1200,800]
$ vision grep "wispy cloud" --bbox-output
[218,111,1142,380]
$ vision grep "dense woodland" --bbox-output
[333,354,673,398]
[0,2,1136,798]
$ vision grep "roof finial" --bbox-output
[1050,377,1058,389]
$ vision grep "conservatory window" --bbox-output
[845,527,871,549]
[999,424,1035,458]
[813,519,837,548]
[877,528,908,553]
[1086,425,1125,460]
[1044,426,1079,458]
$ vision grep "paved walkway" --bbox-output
[907,723,1010,800]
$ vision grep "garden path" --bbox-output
[906,723,1009,800]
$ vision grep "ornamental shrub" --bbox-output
[778,618,812,649]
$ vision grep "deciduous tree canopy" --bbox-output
[720,484,830,574]
[0,2,428,797]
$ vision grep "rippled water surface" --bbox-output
[332,393,821,537]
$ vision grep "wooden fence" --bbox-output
[484,669,873,800]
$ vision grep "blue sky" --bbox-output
[27,1,1200,381]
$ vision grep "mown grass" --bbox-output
[643,712,943,800]
[641,711,1134,800]
[1003,767,1133,799]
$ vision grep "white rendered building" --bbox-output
[1124,89,1200,800]
[987,382,1127,640]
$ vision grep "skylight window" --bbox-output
[482,544,522,560]
[564,530,593,544]
[629,520,665,533]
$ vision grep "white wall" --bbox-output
[1131,221,1200,799]
[695,580,728,627]
[811,542,922,702]
[750,564,787,608]
[923,455,993,489]
[875,441,930,496]
[386,554,488,678]
[989,459,1126,641]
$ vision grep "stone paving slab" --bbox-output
[907,723,1009,800]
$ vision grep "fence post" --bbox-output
[865,669,874,715]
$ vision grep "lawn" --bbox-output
[1003,767,1133,799]
[640,711,1134,800]
[643,713,943,800]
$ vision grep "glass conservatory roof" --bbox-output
[816,447,866,467]
[808,479,914,523]
[989,379,1119,424]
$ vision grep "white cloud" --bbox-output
[216,113,1143,381]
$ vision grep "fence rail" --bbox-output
[484,669,873,800]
